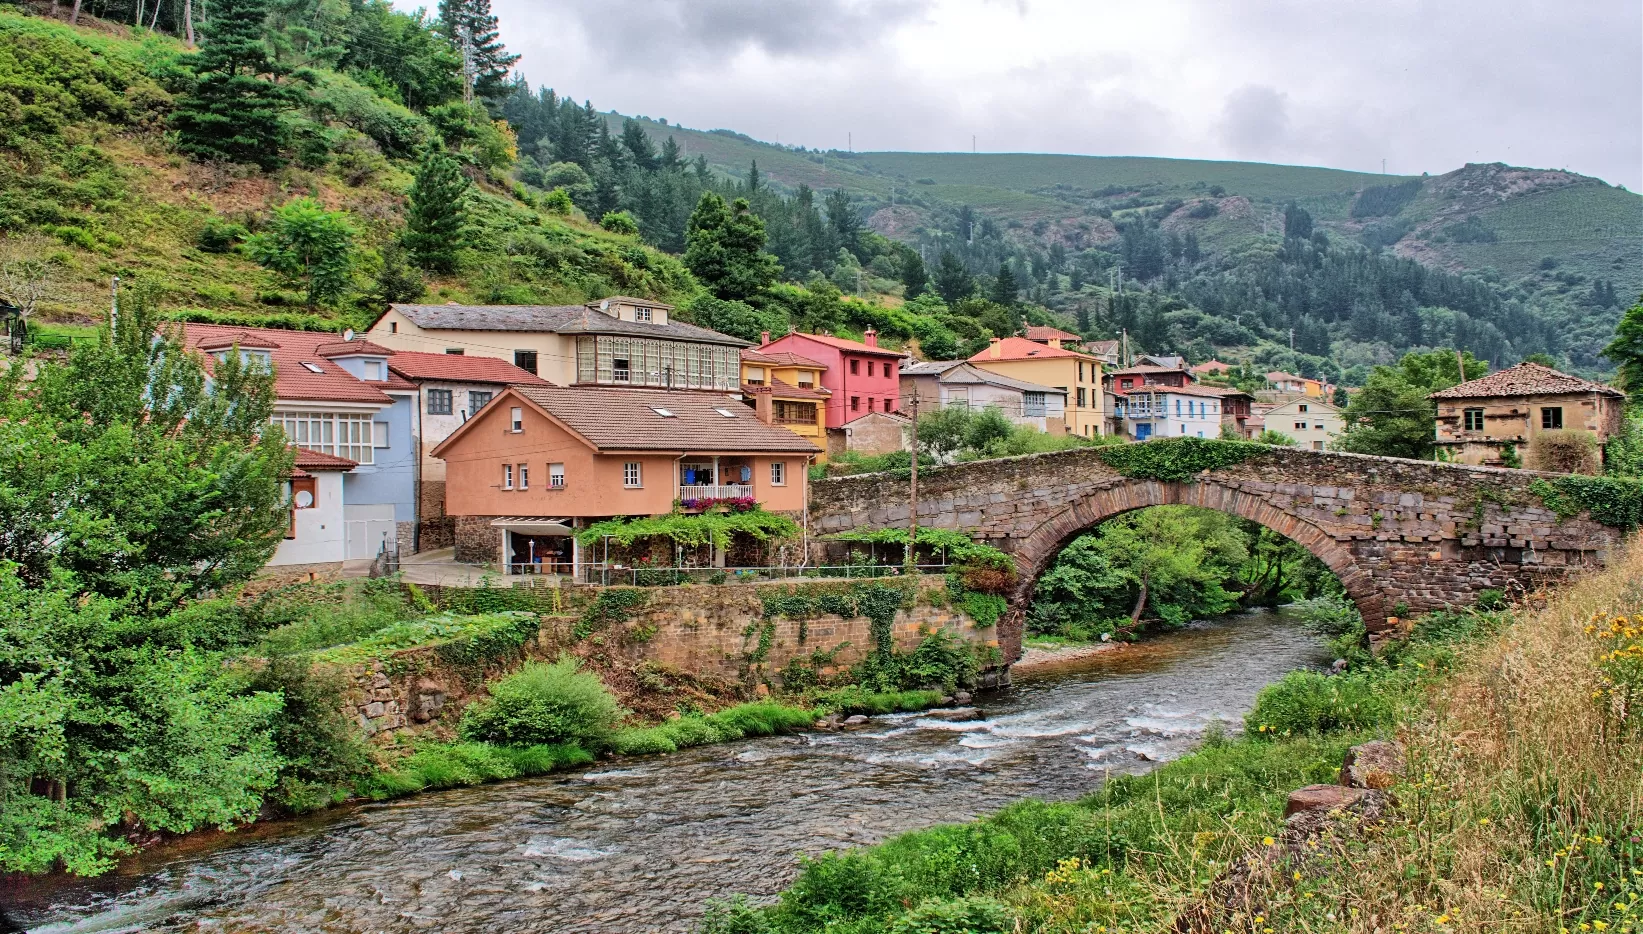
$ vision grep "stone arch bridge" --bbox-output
[807,445,1630,662]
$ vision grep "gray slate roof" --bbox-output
[389,304,749,347]
[938,362,1065,395]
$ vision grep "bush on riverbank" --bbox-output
[699,545,1627,933]
[459,656,626,749]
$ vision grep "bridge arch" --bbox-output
[1002,478,1386,660]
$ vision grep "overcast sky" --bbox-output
[481,0,1642,189]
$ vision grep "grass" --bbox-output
[307,611,535,665]
[703,542,1643,934]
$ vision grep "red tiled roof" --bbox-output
[1266,371,1311,383]
[182,323,394,405]
[742,376,831,400]
[1192,359,1232,373]
[1429,362,1624,400]
[292,447,358,471]
[196,331,281,351]
[315,339,396,357]
[1023,325,1081,341]
[778,332,908,358]
[501,386,821,453]
[968,336,1094,362]
[1108,364,1191,376]
[387,350,553,386]
[741,348,827,369]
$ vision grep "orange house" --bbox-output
[430,385,819,575]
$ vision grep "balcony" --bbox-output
[679,484,754,501]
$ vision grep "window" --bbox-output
[612,357,631,382]
[470,390,493,412]
[868,397,876,411]
[549,463,565,488]
[503,464,514,490]
[1298,403,1310,413]
[1295,422,1308,430]
[1541,407,1563,429]
[774,400,813,424]
[650,406,675,417]
[635,307,652,322]
[714,407,738,418]
[514,350,538,375]
[745,366,765,386]
[885,398,894,413]
[866,361,875,377]
[1175,399,1182,415]
[850,359,859,375]
[445,348,465,355]
[796,372,814,388]
[1024,392,1047,418]
[1463,408,1485,431]
[300,361,324,374]
[364,361,384,381]
[272,412,375,464]
[373,421,390,448]
[427,389,453,415]
[623,462,642,488]
[851,396,860,412]
[1076,387,1087,408]
[770,461,787,485]
[517,463,529,489]
[390,322,398,334]
[510,407,524,432]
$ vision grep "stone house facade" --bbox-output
[1430,362,1625,471]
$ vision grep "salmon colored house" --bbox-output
[429,385,819,576]
[756,328,907,428]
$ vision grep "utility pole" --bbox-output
[972,135,976,154]
[906,386,920,573]
[1289,327,1295,351]
[848,132,852,153]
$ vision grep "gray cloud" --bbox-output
[1216,86,1290,159]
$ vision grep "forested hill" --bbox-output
[3,0,1639,387]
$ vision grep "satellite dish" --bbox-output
[343,328,356,341]
[599,299,609,311]
[294,490,315,508]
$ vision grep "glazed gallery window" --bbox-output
[272,412,374,464]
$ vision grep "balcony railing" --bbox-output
[679,484,754,500]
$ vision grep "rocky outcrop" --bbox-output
[1339,739,1406,789]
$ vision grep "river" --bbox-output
[7,607,1328,934]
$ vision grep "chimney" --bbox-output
[988,336,1002,359]
[864,327,877,348]
[760,330,770,346]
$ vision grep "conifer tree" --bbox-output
[989,261,1020,307]
[403,146,471,273]
[899,249,928,300]
[684,193,781,302]
[933,251,974,305]
[439,0,518,102]
[169,0,295,168]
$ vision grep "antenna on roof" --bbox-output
[343,328,355,341]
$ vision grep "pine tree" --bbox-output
[439,0,518,102]
[1283,202,1313,240]
[747,160,761,194]
[403,146,471,273]
[899,249,927,300]
[989,261,1020,307]
[658,136,682,170]
[684,193,781,301]
[933,251,974,305]
[825,189,861,259]
[169,0,296,169]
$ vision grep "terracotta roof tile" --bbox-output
[741,348,827,369]
[776,332,908,358]
[1108,364,1190,376]
[1429,362,1624,400]
[292,447,358,470]
[315,339,396,357]
[742,377,831,400]
[968,336,1095,362]
[512,386,820,453]
[182,323,394,405]
[1023,325,1081,341]
[387,351,553,386]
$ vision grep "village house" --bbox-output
[739,346,829,455]
[1113,383,1234,440]
[382,351,550,551]
[182,325,418,570]
[756,327,907,428]
[1021,325,1083,350]
[365,297,748,391]
[901,360,1069,434]
[1265,370,1329,398]
[430,385,819,577]
[1430,362,1626,471]
[1191,359,1233,377]
[1081,339,1122,366]
[1263,397,1345,450]
[1105,362,1196,394]
[968,336,1105,437]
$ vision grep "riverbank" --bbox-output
[700,540,1643,934]
[1013,637,1126,673]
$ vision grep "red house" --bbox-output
[757,328,907,429]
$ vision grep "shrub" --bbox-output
[197,217,248,253]
[1529,429,1601,475]
[458,656,625,749]
[1244,669,1394,736]
[900,632,980,692]
[245,656,373,811]
[888,896,1015,934]
[600,210,640,235]
[542,188,573,215]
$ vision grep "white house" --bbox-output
[1115,384,1229,440]
[900,361,1069,434]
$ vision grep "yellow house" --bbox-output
[968,336,1106,437]
[741,348,830,458]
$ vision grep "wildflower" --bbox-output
[1595,922,1608,931]
[1599,883,1608,891]
[1436,914,1450,925]
[1262,837,1275,847]
[1479,817,1491,825]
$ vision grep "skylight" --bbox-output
[650,407,675,418]
[300,362,325,373]
[714,408,737,418]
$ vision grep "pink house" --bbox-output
[758,328,907,428]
